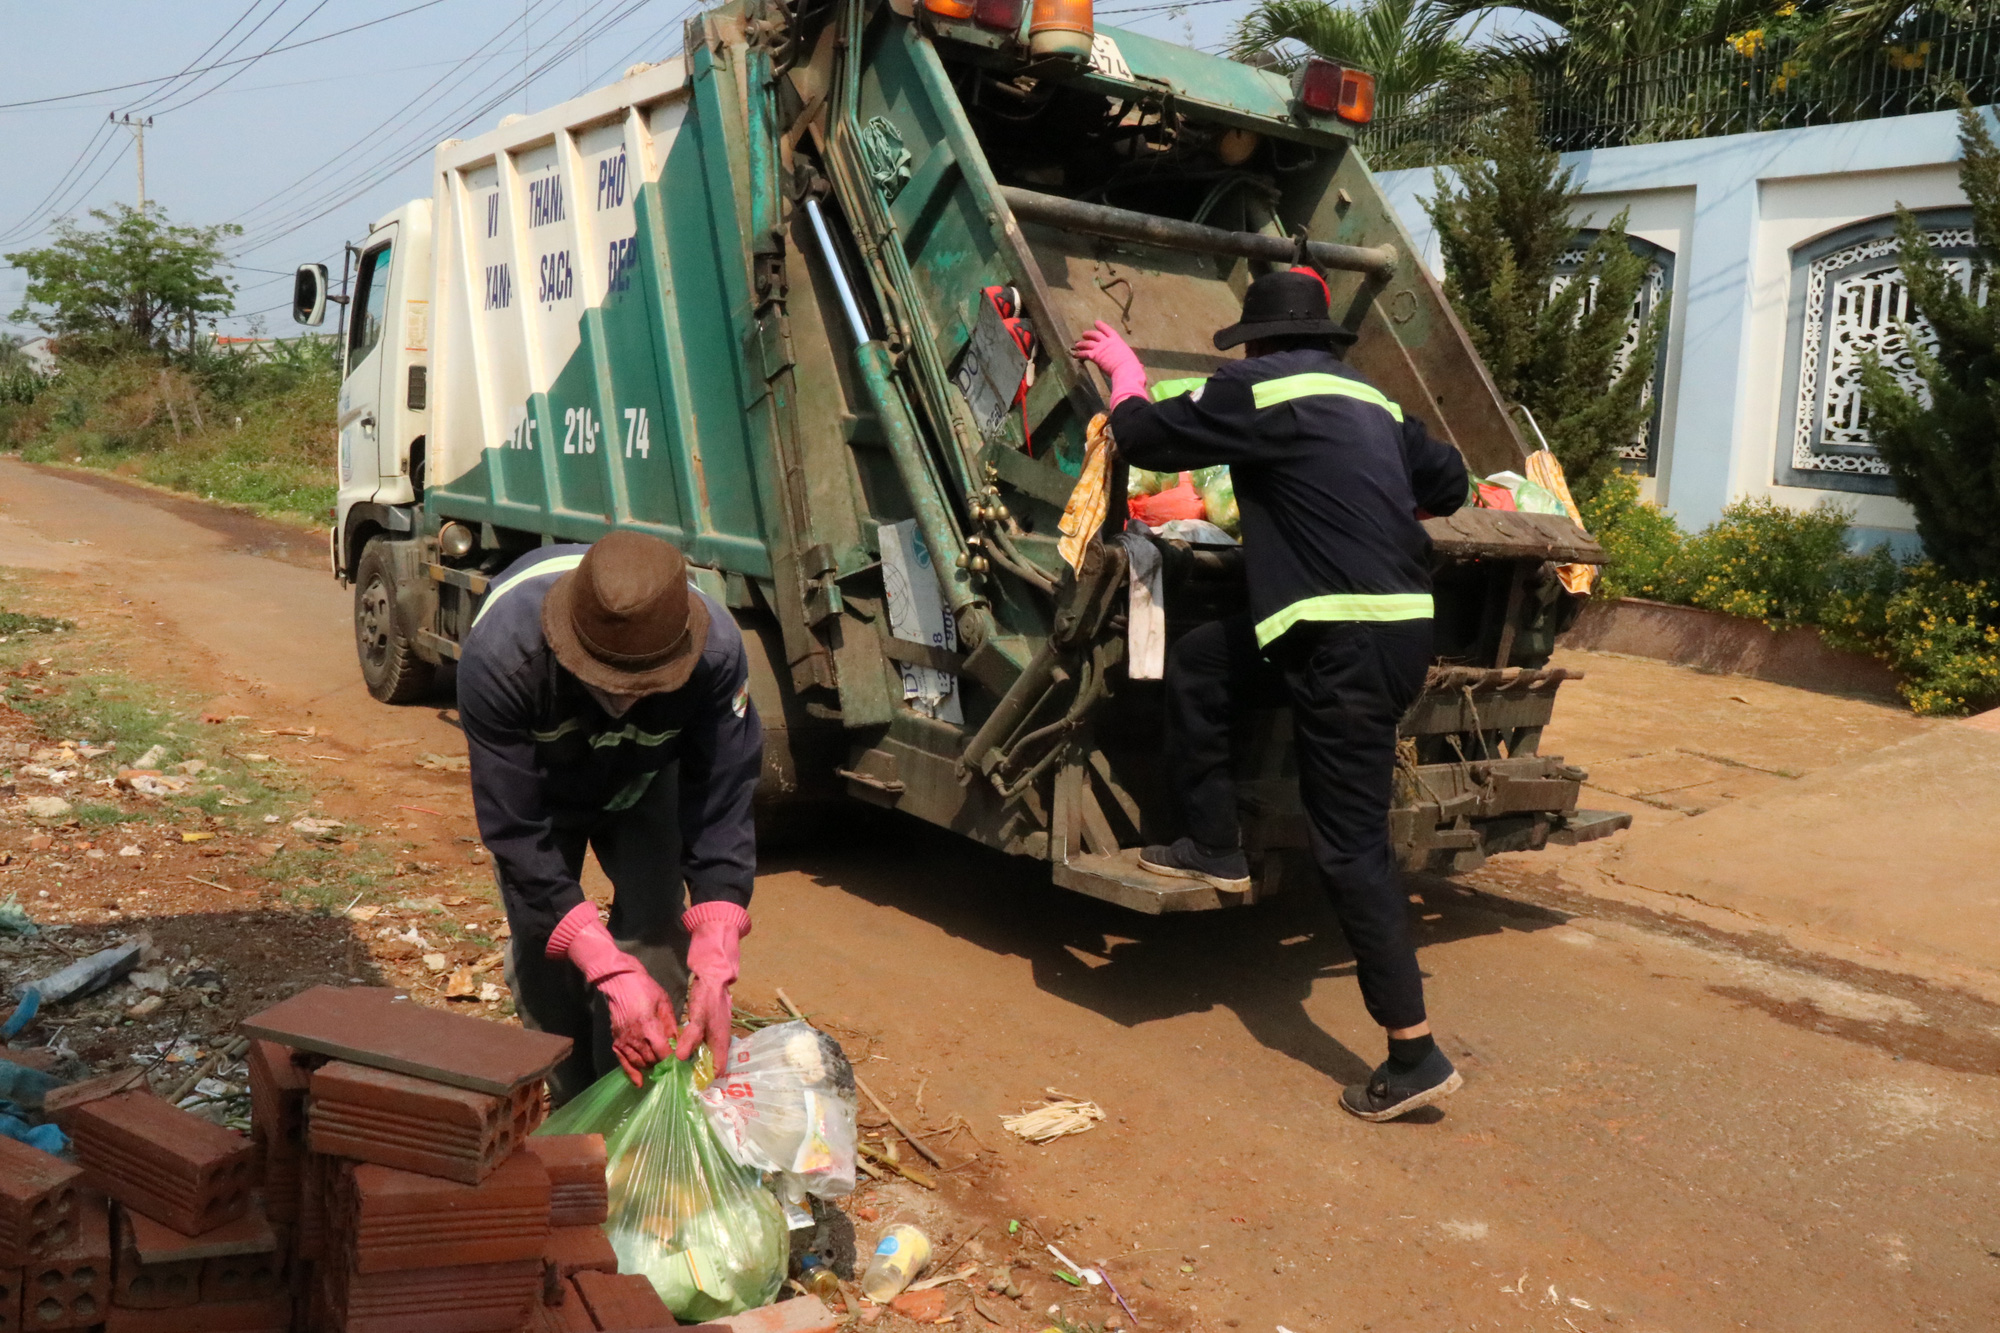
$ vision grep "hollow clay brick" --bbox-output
[22,1190,109,1331]
[242,986,569,1096]
[103,1293,291,1333]
[529,1290,599,1333]
[683,1294,839,1333]
[524,1134,609,1228]
[124,1202,277,1266]
[0,1267,19,1333]
[0,1137,82,1268]
[332,1150,551,1275]
[542,1225,619,1281]
[322,1257,542,1333]
[247,1041,311,1226]
[570,1269,675,1330]
[113,1212,201,1310]
[64,1091,256,1235]
[306,1061,543,1185]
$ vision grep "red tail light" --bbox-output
[974,0,1025,29]
[1338,67,1376,124]
[924,0,977,18]
[1297,58,1341,114]
[1295,58,1375,124]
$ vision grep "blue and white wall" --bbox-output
[1375,106,1997,550]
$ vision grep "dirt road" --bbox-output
[3,457,1997,1332]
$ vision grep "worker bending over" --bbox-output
[1075,268,1470,1121]
[459,531,760,1101]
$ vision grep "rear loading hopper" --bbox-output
[317,0,1627,913]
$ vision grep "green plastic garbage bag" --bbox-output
[1128,467,1179,496]
[536,1058,786,1320]
[1191,465,1238,537]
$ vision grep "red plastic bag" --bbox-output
[1475,482,1517,511]
[1129,473,1206,525]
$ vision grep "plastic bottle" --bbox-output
[798,1255,844,1310]
[860,1224,932,1302]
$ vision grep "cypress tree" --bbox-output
[1858,102,2000,586]
[1423,85,1666,497]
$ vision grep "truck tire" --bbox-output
[354,538,437,704]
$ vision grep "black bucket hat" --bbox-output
[1213,267,1359,350]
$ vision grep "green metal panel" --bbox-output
[429,70,776,578]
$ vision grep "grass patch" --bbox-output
[73,803,129,827]
[0,340,338,524]
[0,609,72,637]
[0,641,295,821]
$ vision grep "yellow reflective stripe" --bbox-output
[1254,592,1433,646]
[1251,373,1404,421]
[1149,377,1206,402]
[472,553,586,626]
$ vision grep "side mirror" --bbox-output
[293,263,329,326]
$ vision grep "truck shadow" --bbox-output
[767,814,1567,1087]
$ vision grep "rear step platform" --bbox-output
[1550,809,1634,845]
[1053,850,1262,914]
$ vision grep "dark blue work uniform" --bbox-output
[457,544,761,1095]
[1113,348,1468,1030]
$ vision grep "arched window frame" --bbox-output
[1552,231,1673,477]
[1776,208,1978,494]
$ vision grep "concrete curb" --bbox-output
[1558,596,1904,700]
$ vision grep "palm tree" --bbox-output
[1231,0,1478,111]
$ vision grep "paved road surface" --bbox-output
[3,457,1995,1332]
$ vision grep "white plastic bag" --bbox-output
[698,1021,857,1206]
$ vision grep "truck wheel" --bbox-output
[354,538,436,704]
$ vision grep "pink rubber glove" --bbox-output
[1072,320,1148,408]
[546,901,677,1086]
[675,901,751,1068]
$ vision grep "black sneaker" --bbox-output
[1340,1047,1463,1122]
[1137,837,1251,892]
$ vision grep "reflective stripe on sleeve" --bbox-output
[1148,377,1207,402]
[471,553,586,626]
[1250,373,1404,421]
[1254,592,1433,646]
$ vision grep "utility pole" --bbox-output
[111,113,154,210]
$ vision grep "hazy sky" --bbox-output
[0,0,1526,341]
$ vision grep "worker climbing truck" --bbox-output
[295,0,1628,911]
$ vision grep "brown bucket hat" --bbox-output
[541,531,710,695]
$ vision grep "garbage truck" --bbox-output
[293,0,1629,912]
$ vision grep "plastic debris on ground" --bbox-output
[1001,1092,1105,1144]
[0,892,38,935]
[541,1056,786,1321]
[699,1020,858,1209]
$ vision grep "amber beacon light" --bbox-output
[924,0,978,18]
[1028,0,1094,60]
[1295,57,1376,124]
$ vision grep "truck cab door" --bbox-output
[337,228,398,508]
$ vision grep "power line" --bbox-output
[154,0,343,117]
[0,123,117,244]
[232,0,656,255]
[0,0,457,112]
[0,141,133,257]
[223,0,572,234]
[122,0,280,115]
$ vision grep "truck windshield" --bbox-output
[348,241,395,364]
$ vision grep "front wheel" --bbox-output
[354,538,436,704]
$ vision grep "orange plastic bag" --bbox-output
[1129,472,1206,526]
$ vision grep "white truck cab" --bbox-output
[318,201,432,583]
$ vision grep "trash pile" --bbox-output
[1127,466,1239,543]
[0,986,860,1333]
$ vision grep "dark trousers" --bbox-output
[1166,613,1432,1030]
[501,767,689,1105]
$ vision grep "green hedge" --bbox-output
[1579,473,2000,716]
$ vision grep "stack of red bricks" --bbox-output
[6,985,842,1333]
